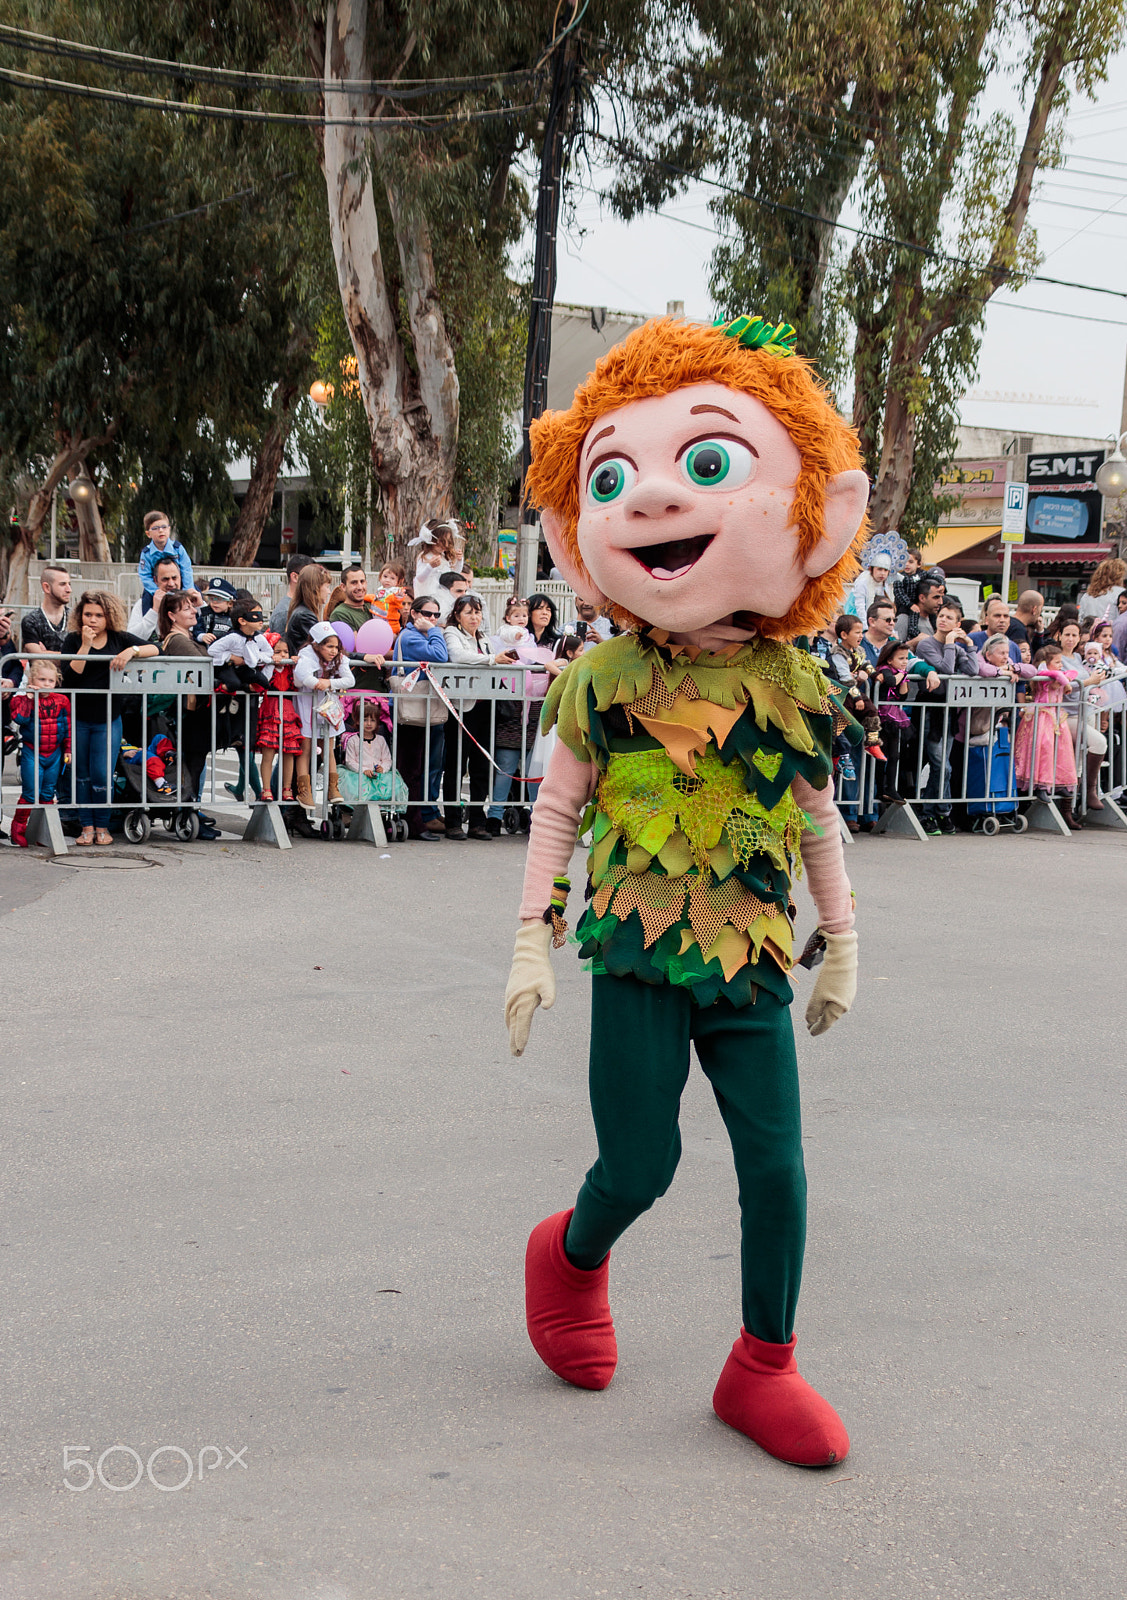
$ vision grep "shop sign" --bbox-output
[1027,450,1106,489]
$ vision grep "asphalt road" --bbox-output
[1,821,1124,1600]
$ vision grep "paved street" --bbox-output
[1,824,1124,1599]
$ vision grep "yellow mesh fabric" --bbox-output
[591,863,788,966]
[597,746,809,874]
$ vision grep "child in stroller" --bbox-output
[115,717,205,842]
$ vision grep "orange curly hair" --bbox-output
[525,317,869,640]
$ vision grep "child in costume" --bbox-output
[1014,645,1078,797]
[9,657,70,847]
[504,314,869,1468]
[256,633,302,801]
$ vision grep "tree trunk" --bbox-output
[321,0,459,554]
[868,378,919,533]
[3,442,87,602]
[226,379,301,567]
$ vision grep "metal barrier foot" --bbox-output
[837,810,853,846]
[28,806,68,855]
[1023,799,1072,836]
[345,803,388,847]
[241,800,293,850]
[1082,796,1127,831]
[873,801,930,841]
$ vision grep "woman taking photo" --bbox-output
[441,594,517,839]
[61,590,158,845]
[158,589,219,833]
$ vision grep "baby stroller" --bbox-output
[114,720,203,843]
[337,693,410,841]
[964,721,1027,836]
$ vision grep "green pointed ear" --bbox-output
[540,507,608,606]
[803,470,870,578]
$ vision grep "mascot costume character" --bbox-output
[503,314,870,1467]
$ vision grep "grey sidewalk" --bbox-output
[1,827,1123,1599]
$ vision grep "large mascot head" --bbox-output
[525,315,870,642]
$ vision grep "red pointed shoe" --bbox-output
[525,1209,617,1390]
[713,1329,849,1466]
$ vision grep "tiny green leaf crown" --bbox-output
[714,314,797,357]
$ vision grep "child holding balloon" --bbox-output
[293,622,355,807]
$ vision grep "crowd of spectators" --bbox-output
[0,513,610,847]
[4,523,1127,847]
[810,556,1127,834]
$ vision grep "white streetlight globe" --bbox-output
[1096,448,1127,498]
[70,476,95,504]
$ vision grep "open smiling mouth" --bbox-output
[628,534,714,581]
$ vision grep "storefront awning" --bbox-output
[919,525,999,564]
[1008,543,1112,563]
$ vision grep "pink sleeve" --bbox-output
[517,740,599,922]
[791,775,854,933]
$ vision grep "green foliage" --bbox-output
[0,0,320,561]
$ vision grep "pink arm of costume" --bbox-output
[517,740,599,922]
[791,774,855,934]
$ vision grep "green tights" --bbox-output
[564,972,807,1345]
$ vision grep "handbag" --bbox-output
[392,635,448,727]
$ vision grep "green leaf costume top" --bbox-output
[541,630,858,1008]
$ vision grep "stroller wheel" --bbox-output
[123,810,151,845]
[163,815,176,832]
[1012,813,1028,834]
[981,815,1001,836]
[174,809,200,842]
[397,817,409,842]
[319,819,333,839]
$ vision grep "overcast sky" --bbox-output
[550,45,1127,447]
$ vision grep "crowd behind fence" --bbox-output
[4,648,1126,854]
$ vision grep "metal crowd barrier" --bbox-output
[833,670,1127,842]
[1,650,544,854]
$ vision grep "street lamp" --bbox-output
[1096,432,1127,499]
[70,474,95,505]
[309,379,331,408]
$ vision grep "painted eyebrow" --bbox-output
[689,404,740,422]
[583,425,615,459]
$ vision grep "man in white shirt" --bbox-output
[127,557,189,640]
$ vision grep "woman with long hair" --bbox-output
[1078,557,1127,627]
[285,564,332,657]
[61,590,158,844]
[158,589,219,832]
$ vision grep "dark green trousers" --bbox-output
[564,972,806,1344]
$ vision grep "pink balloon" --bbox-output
[356,618,395,657]
[330,619,356,653]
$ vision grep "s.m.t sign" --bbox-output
[1027,451,1106,488]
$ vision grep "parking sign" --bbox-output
[1001,482,1027,542]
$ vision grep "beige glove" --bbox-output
[804,930,858,1037]
[505,920,556,1056]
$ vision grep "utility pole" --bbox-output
[518,4,583,598]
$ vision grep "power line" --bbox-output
[594,133,1127,302]
[0,21,543,99]
[0,63,540,129]
[572,183,1127,329]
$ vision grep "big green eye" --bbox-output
[588,458,635,504]
[681,438,755,490]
